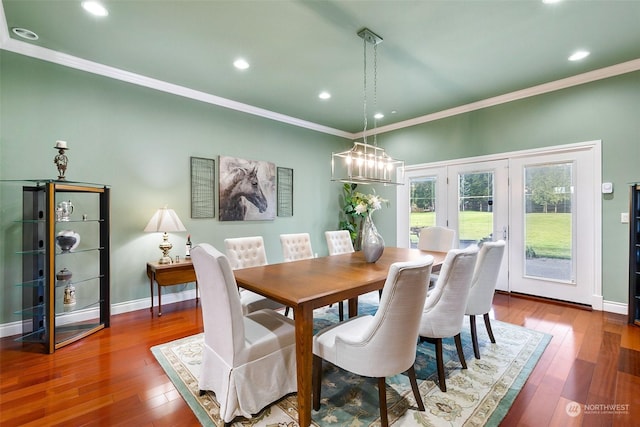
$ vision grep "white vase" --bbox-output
[361,211,384,263]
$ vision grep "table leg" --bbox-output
[149,274,154,315]
[348,296,359,318]
[294,303,314,426]
[158,282,162,317]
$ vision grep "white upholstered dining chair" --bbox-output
[224,236,286,314]
[417,226,457,286]
[191,243,297,426]
[313,256,434,427]
[280,233,314,262]
[418,246,478,392]
[324,230,355,321]
[325,230,355,255]
[465,240,505,359]
[417,226,457,252]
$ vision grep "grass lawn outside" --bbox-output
[409,211,571,259]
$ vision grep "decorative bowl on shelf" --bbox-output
[56,230,80,253]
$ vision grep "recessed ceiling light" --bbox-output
[12,27,38,40]
[569,50,590,61]
[233,58,250,70]
[318,91,331,100]
[374,113,384,120]
[81,1,109,17]
[542,0,562,4]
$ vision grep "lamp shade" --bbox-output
[144,207,186,233]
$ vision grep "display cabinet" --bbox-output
[630,183,640,326]
[2,180,110,353]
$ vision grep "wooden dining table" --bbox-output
[233,246,447,427]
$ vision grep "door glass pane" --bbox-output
[458,171,494,248]
[409,176,436,248]
[524,163,573,281]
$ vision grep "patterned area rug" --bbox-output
[151,294,550,426]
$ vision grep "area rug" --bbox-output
[151,295,550,426]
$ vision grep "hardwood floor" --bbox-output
[1,294,639,426]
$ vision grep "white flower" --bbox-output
[369,195,382,211]
[355,202,368,215]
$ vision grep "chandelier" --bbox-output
[331,28,404,186]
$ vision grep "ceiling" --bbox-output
[2,0,640,138]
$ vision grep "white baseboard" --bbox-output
[591,294,604,311]
[0,289,197,339]
[602,300,628,316]
[0,321,24,339]
[111,288,197,315]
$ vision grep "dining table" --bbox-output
[233,246,447,427]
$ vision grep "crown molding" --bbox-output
[0,5,353,140]
[1,1,637,142]
[362,58,640,138]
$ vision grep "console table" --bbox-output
[147,259,198,317]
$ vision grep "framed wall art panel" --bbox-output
[277,167,293,217]
[190,156,215,218]
[218,155,276,221]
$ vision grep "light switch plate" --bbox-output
[621,212,629,223]
[602,182,614,194]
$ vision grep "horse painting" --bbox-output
[219,156,276,221]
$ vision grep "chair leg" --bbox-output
[338,301,344,321]
[434,338,446,392]
[284,307,290,317]
[454,334,467,369]
[407,365,425,411]
[421,337,446,392]
[484,313,496,343]
[470,315,481,359]
[377,377,388,427]
[312,355,322,410]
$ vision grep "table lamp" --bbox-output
[144,207,186,264]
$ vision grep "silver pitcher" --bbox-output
[56,200,74,221]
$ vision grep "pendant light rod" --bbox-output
[330,27,404,186]
[358,28,383,144]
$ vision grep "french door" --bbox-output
[509,147,598,306]
[448,161,509,291]
[397,166,447,249]
[397,142,601,306]
[397,161,508,291]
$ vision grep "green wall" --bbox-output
[1,49,638,327]
[377,71,640,304]
[0,51,349,324]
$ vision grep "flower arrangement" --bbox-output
[352,192,387,215]
[339,184,388,247]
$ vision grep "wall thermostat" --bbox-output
[602,182,613,194]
